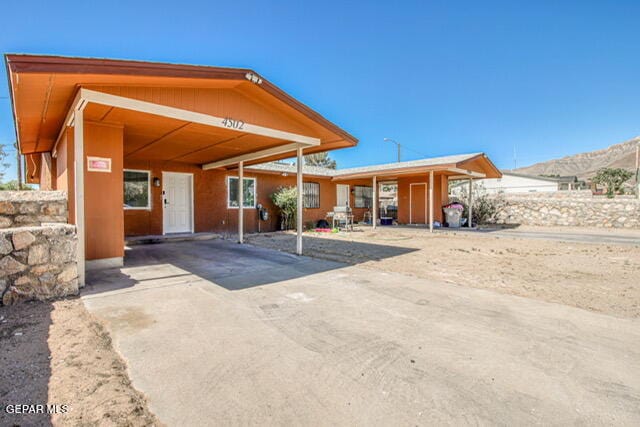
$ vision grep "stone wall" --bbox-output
[0,190,77,305]
[0,224,78,305]
[0,191,67,228]
[490,193,640,228]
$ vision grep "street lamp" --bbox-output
[384,138,401,162]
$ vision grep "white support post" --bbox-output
[429,171,434,233]
[468,178,473,229]
[372,176,377,229]
[238,161,244,244]
[74,107,85,286]
[296,147,303,255]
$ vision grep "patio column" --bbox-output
[296,147,303,255]
[372,175,377,229]
[468,178,473,228]
[74,107,86,286]
[429,171,434,233]
[238,161,244,244]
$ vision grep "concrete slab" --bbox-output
[83,239,640,425]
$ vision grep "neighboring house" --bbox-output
[6,54,500,280]
[451,171,561,194]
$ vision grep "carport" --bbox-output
[6,54,358,285]
[332,153,501,230]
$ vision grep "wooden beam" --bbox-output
[468,178,473,229]
[238,161,244,244]
[447,168,486,178]
[372,175,377,229]
[429,171,434,233]
[296,147,303,255]
[202,143,302,170]
[80,88,321,146]
[74,107,86,286]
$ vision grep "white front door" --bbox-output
[163,172,193,234]
[337,184,350,207]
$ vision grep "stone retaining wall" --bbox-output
[0,191,67,228]
[490,194,640,228]
[0,224,78,305]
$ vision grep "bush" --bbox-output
[449,183,501,226]
[270,186,298,230]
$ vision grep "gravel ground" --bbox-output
[0,298,160,426]
[246,226,640,319]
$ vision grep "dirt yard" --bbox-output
[247,226,640,319]
[0,298,160,427]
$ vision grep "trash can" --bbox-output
[443,207,462,228]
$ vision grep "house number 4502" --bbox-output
[222,117,245,130]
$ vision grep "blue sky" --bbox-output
[1,0,639,179]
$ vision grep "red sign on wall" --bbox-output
[87,157,112,172]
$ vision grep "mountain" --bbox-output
[514,137,639,181]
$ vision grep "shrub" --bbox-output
[449,182,502,226]
[270,186,298,230]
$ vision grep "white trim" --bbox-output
[86,257,124,271]
[226,176,257,209]
[372,176,377,229]
[80,88,321,146]
[162,171,195,235]
[468,178,473,228]
[429,171,434,233]
[238,162,244,244]
[203,143,307,170]
[52,91,83,157]
[409,182,428,225]
[296,147,303,256]
[123,169,152,210]
[87,156,112,173]
[447,168,486,178]
[74,107,86,287]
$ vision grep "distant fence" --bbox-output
[489,191,640,229]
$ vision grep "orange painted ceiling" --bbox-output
[6,54,358,166]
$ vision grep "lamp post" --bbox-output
[384,138,401,162]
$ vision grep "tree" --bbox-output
[304,152,336,169]
[592,168,633,198]
[0,143,9,183]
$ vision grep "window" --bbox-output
[123,170,150,209]
[354,185,373,208]
[228,177,256,208]
[303,182,320,208]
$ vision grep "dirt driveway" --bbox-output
[82,239,640,425]
[247,226,640,318]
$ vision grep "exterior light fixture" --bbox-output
[153,177,161,187]
[245,72,263,85]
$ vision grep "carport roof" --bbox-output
[5,54,358,158]
[249,152,503,180]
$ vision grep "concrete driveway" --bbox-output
[83,239,640,426]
